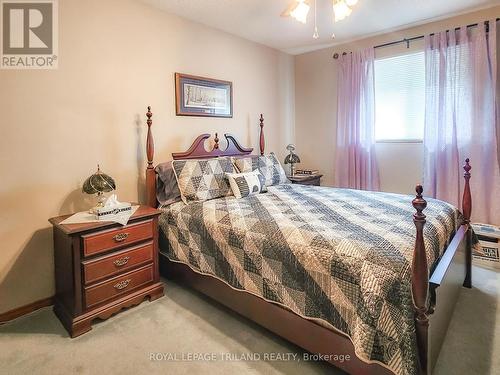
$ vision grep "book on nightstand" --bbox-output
[295,169,319,175]
[291,173,318,180]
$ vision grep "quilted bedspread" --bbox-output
[159,184,462,375]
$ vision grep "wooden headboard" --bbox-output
[145,106,265,208]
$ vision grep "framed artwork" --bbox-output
[175,73,233,118]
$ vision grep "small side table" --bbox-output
[49,205,164,337]
[289,174,323,186]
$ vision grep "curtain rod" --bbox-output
[333,18,499,59]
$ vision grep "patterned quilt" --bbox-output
[159,184,462,375]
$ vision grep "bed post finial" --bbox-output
[259,114,265,156]
[145,106,156,207]
[214,133,219,149]
[462,158,472,288]
[413,185,427,218]
[412,184,429,374]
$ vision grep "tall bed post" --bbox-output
[462,158,472,288]
[411,185,429,375]
[411,159,473,374]
[259,114,265,155]
[145,106,156,208]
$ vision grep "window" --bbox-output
[374,51,425,141]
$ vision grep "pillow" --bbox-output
[172,157,236,204]
[155,161,182,206]
[233,153,288,187]
[226,171,266,199]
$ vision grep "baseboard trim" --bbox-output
[0,296,54,324]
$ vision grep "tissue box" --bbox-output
[93,202,132,219]
[472,223,500,270]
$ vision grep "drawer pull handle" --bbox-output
[113,257,130,267]
[113,233,129,242]
[114,279,131,290]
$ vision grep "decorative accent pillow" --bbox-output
[155,161,182,206]
[172,157,236,204]
[234,153,288,187]
[226,171,266,199]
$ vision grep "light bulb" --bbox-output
[333,0,352,22]
[291,1,310,24]
[345,0,358,6]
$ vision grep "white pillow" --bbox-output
[226,171,266,199]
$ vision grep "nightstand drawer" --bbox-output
[298,177,320,186]
[84,265,154,309]
[289,174,322,186]
[82,220,153,257]
[82,242,154,285]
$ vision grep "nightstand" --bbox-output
[289,174,323,186]
[49,205,164,338]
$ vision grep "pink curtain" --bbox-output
[423,20,500,225]
[335,48,380,191]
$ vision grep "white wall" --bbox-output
[0,0,295,313]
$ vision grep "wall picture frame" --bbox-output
[175,73,233,118]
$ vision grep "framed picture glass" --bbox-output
[175,73,233,118]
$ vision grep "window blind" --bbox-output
[374,51,425,141]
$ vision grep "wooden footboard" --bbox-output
[427,225,467,371]
[411,160,472,374]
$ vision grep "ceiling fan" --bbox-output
[281,0,359,39]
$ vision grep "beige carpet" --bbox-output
[0,265,498,375]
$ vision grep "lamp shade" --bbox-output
[282,0,310,24]
[333,0,352,22]
[290,0,310,24]
[284,144,301,165]
[284,153,301,164]
[82,165,116,195]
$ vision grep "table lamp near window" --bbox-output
[284,144,301,176]
[82,165,116,208]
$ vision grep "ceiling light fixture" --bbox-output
[281,0,310,24]
[282,0,359,39]
[333,0,352,22]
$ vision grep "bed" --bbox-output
[143,106,473,375]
